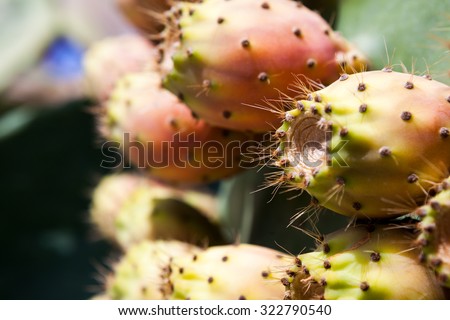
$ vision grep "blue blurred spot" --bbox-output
[43,36,84,79]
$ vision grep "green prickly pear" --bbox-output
[90,173,225,249]
[273,69,450,218]
[416,176,450,287]
[282,224,444,300]
[103,240,200,299]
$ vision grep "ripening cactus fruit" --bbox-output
[282,224,444,300]
[100,71,257,185]
[90,173,225,249]
[103,240,200,299]
[161,0,368,132]
[273,70,450,218]
[416,176,450,288]
[83,34,158,101]
[166,244,287,299]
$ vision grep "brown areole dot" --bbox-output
[404,81,414,89]
[430,200,441,211]
[323,260,331,269]
[222,256,228,262]
[370,252,381,262]
[261,271,269,278]
[323,243,330,253]
[379,146,392,157]
[238,295,246,300]
[217,17,224,24]
[401,111,412,121]
[281,278,290,287]
[222,110,232,119]
[357,83,366,91]
[407,173,419,183]
[241,39,250,48]
[359,103,368,113]
[324,103,332,113]
[207,277,214,284]
[360,282,370,291]
[292,27,302,37]
[439,127,449,138]
[423,223,436,233]
[258,72,269,82]
[320,278,327,286]
[339,128,349,137]
[430,258,442,267]
[261,2,270,9]
[352,202,362,210]
[314,94,322,103]
[306,58,316,68]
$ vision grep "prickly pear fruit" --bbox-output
[416,176,450,287]
[282,224,444,300]
[273,70,450,218]
[104,240,200,299]
[83,34,158,101]
[100,71,258,185]
[90,173,225,249]
[161,0,368,132]
[166,244,286,299]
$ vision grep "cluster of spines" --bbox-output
[416,177,450,287]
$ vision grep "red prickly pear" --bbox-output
[100,71,258,185]
[161,0,368,132]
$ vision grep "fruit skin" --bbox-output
[83,34,158,101]
[283,224,444,300]
[90,173,225,249]
[103,240,201,299]
[416,176,450,287]
[100,71,257,185]
[274,70,450,218]
[162,0,368,132]
[166,244,286,300]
